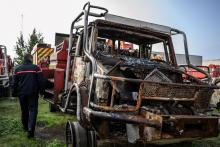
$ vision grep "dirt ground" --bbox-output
[35,121,66,142]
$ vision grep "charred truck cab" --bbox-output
[44,2,220,146]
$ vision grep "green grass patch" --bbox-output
[37,99,75,127]
[1,97,220,147]
[0,98,75,147]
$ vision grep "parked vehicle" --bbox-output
[180,65,210,83]
[35,3,220,146]
[0,45,12,97]
[181,64,220,85]
[209,64,220,85]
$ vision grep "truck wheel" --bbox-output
[66,121,96,147]
[66,121,75,147]
[49,103,57,112]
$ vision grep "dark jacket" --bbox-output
[12,60,44,96]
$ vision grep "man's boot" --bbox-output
[27,130,34,138]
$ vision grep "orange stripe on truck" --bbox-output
[38,48,50,58]
[37,48,54,61]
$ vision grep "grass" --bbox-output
[0,97,75,147]
[1,97,220,147]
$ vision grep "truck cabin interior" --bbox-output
[86,20,205,85]
[93,20,173,61]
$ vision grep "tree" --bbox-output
[14,32,26,65]
[26,28,44,54]
[14,29,44,65]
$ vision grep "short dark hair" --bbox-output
[24,53,33,61]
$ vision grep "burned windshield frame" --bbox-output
[94,26,171,63]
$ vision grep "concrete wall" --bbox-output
[176,54,202,66]
[155,52,202,66]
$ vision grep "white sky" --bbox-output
[0,0,170,59]
[0,0,219,59]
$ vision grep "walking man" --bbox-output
[12,54,44,138]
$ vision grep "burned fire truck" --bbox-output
[38,2,220,146]
[0,45,12,97]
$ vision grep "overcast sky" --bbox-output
[0,0,219,59]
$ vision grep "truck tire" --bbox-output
[87,130,97,147]
[66,121,97,147]
[49,103,57,112]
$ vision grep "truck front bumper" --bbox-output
[84,107,219,143]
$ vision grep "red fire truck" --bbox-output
[183,64,220,86]
[0,45,12,97]
[31,33,70,111]
[209,64,220,85]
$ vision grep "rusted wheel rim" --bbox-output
[66,121,75,147]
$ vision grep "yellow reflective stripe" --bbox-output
[37,49,46,59]
[37,48,44,54]
[37,48,54,61]
[44,48,54,57]
[38,50,49,61]
[38,48,50,58]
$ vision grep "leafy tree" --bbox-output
[26,28,44,54]
[14,29,44,65]
[14,32,26,65]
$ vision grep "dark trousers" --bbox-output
[19,94,38,132]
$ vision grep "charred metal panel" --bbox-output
[140,110,163,142]
[162,115,219,138]
[105,14,172,35]
[194,88,214,111]
[141,82,197,100]
[73,57,86,84]
[95,65,111,106]
[144,68,172,83]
